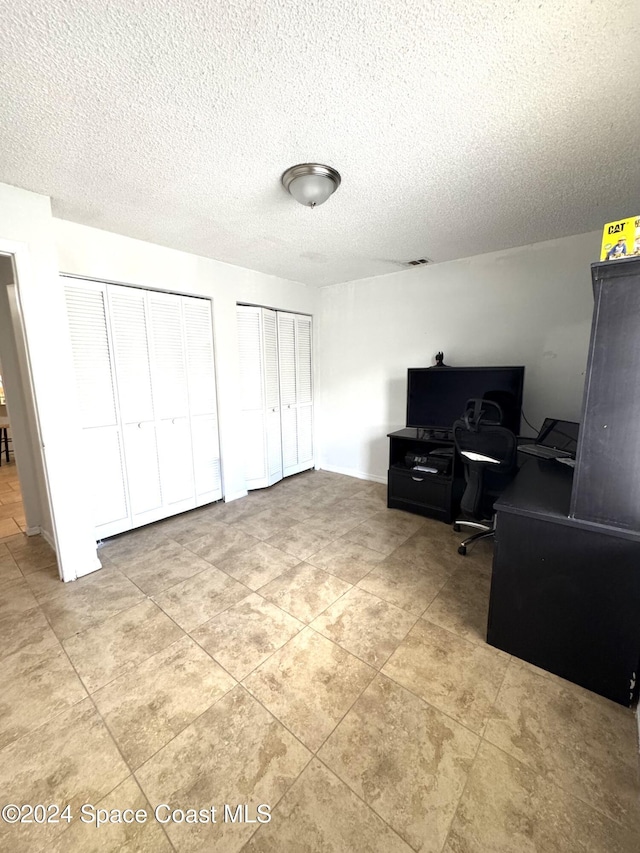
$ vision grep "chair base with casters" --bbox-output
[453,516,496,555]
[452,398,518,558]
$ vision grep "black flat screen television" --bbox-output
[406,366,525,436]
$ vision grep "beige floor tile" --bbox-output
[8,538,57,574]
[0,576,38,616]
[0,604,59,660]
[331,491,388,520]
[163,511,223,546]
[443,741,640,853]
[244,627,375,751]
[258,562,351,623]
[3,531,35,552]
[0,642,86,750]
[303,510,368,539]
[215,541,300,590]
[244,758,413,853]
[483,661,640,828]
[63,599,185,693]
[23,563,66,601]
[0,699,129,853]
[0,547,20,584]
[422,565,492,645]
[39,568,146,639]
[265,524,336,561]
[117,543,211,595]
[185,523,259,564]
[385,528,465,575]
[0,501,22,520]
[136,685,311,853]
[93,635,235,768]
[311,586,417,668]
[343,511,424,556]
[193,593,303,680]
[49,775,173,852]
[99,528,176,564]
[229,507,298,539]
[319,674,479,853]
[207,496,263,525]
[305,537,385,583]
[358,561,448,616]
[152,565,249,631]
[382,620,509,734]
[0,517,20,539]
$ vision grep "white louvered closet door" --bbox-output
[295,314,314,469]
[147,291,195,511]
[183,296,222,504]
[107,285,163,523]
[277,313,299,477]
[65,280,129,538]
[263,309,283,486]
[278,311,314,478]
[237,306,270,489]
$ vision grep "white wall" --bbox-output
[318,230,600,482]
[53,219,319,503]
[0,183,100,579]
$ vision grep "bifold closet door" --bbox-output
[237,305,313,490]
[237,306,282,490]
[65,282,129,538]
[183,297,222,505]
[278,312,313,478]
[66,278,222,538]
[108,285,165,525]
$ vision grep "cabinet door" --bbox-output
[183,296,222,503]
[64,281,129,536]
[108,286,163,518]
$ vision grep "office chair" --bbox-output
[452,398,518,555]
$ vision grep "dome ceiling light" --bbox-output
[281,163,341,208]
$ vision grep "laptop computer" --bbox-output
[518,418,580,460]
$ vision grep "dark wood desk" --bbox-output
[488,458,640,706]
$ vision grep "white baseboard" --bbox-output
[26,525,41,537]
[319,464,387,485]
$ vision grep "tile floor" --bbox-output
[0,468,639,852]
[0,457,26,540]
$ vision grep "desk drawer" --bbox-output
[388,466,453,521]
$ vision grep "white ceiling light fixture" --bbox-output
[281,163,341,208]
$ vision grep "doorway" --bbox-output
[0,253,58,569]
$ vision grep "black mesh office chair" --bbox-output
[452,398,518,555]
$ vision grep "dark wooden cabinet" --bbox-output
[571,258,640,530]
[490,460,640,706]
[387,428,464,523]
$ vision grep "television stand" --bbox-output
[417,428,451,441]
[387,428,464,523]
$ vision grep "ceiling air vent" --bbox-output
[404,258,431,266]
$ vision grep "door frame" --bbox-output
[0,240,61,569]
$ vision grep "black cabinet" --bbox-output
[571,258,640,530]
[490,460,640,706]
[387,428,464,523]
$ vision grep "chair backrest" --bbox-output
[453,398,518,519]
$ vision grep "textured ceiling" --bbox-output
[1,0,639,286]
